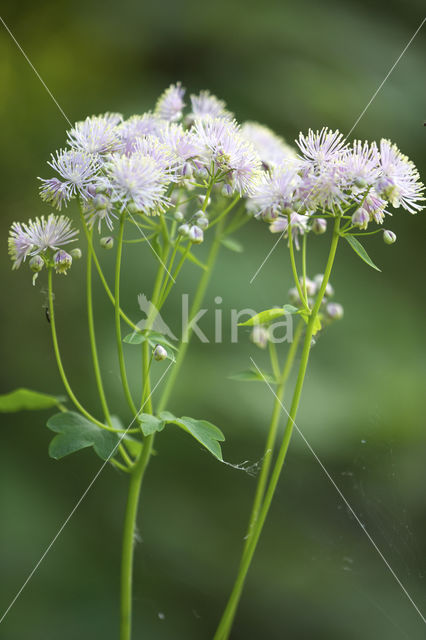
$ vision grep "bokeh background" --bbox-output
[1,1,425,638]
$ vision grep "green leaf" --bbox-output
[123,329,177,358]
[229,370,276,383]
[0,388,65,413]
[221,237,243,253]
[176,245,207,270]
[159,412,225,461]
[46,411,118,460]
[238,307,289,327]
[344,235,381,272]
[138,413,165,436]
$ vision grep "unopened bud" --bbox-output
[313,274,334,298]
[354,177,367,189]
[174,210,184,222]
[29,255,44,273]
[326,302,344,320]
[198,194,211,207]
[312,218,327,234]
[127,202,139,215]
[182,162,193,178]
[196,166,209,179]
[383,229,396,245]
[288,287,301,305]
[94,194,109,210]
[178,223,190,236]
[189,225,204,244]
[153,344,167,361]
[70,248,82,260]
[352,208,369,230]
[221,184,233,197]
[250,326,269,349]
[196,216,209,229]
[100,236,114,250]
[54,250,72,275]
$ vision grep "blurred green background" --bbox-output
[1,1,426,638]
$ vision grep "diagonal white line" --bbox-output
[250,356,426,627]
[249,16,426,284]
[0,16,176,281]
[0,16,72,126]
[0,360,174,625]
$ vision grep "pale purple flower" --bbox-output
[118,114,161,154]
[9,214,78,269]
[241,122,298,169]
[67,115,123,154]
[341,140,380,188]
[54,249,72,274]
[100,154,170,213]
[39,149,100,203]
[304,165,349,213]
[83,193,118,232]
[189,91,231,121]
[157,122,203,164]
[194,116,261,195]
[133,135,181,177]
[376,139,425,213]
[39,177,70,210]
[250,165,301,217]
[297,128,348,167]
[155,82,185,121]
[269,212,309,249]
[355,189,389,225]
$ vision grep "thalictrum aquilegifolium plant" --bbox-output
[3,82,424,639]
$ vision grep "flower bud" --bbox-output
[313,274,334,298]
[196,166,209,179]
[288,287,301,305]
[127,202,139,214]
[250,326,269,349]
[100,236,114,250]
[196,216,209,229]
[261,208,278,222]
[221,184,233,197]
[354,177,367,189]
[351,208,369,230]
[182,162,193,178]
[189,225,204,244]
[299,277,316,297]
[383,229,396,245]
[174,210,184,222]
[312,218,327,235]
[198,194,211,207]
[153,344,167,361]
[326,302,344,320]
[29,255,44,273]
[54,250,72,275]
[94,194,109,210]
[178,223,190,236]
[70,248,82,260]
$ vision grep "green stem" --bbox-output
[115,213,138,416]
[47,268,120,433]
[288,221,309,312]
[214,217,341,640]
[241,321,304,560]
[120,433,154,640]
[156,216,225,414]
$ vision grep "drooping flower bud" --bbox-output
[383,229,396,245]
[100,236,114,249]
[351,208,369,230]
[196,216,209,229]
[127,202,139,214]
[93,194,109,210]
[326,302,344,320]
[189,225,204,244]
[178,223,190,236]
[29,255,44,273]
[198,194,211,207]
[250,326,269,349]
[174,210,184,222]
[312,218,327,235]
[70,248,82,260]
[54,250,72,275]
[153,344,167,361]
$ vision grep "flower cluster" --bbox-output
[249,126,425,245]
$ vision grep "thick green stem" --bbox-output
[115,213,138,416]
[214,217,341,640]
[120,433,154,640]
